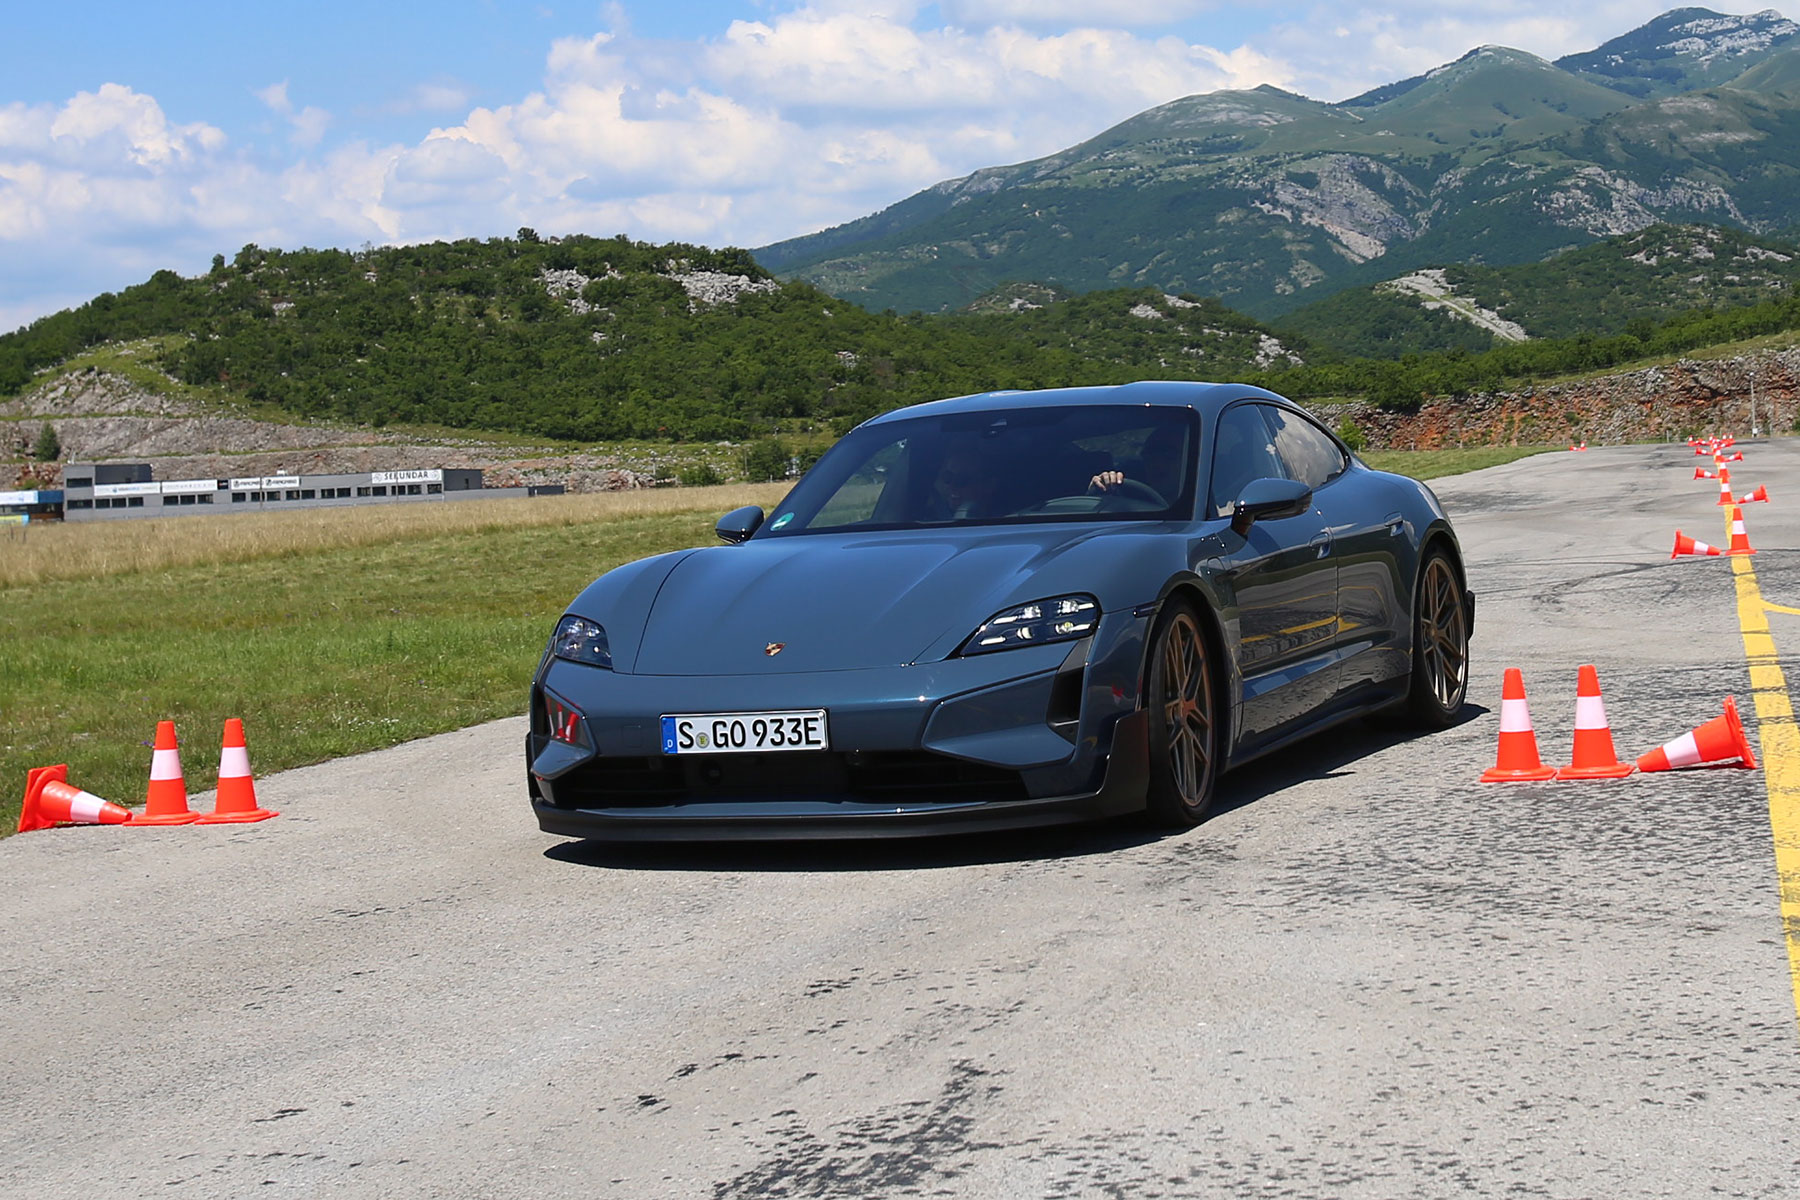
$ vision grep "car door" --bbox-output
[1263,405,1408,698]
[1205,401,1341,747]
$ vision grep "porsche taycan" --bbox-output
[528,381,1472,840]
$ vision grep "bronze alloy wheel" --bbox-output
[1146,603,1217,825]
[1409,550,1469,725]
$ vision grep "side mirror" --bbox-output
[1230,477,1312,536]
[715,505,765,544]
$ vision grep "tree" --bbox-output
[33,423,60,462]
[743,438,792,482]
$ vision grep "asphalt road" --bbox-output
[3,443,1797,1199]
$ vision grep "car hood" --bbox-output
[628,525,1136,675]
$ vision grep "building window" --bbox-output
[231,493,246,503]
[300,489,316,499]
[371,486,388,496]
[127,497,144,507]
[66,477,93,488]
[427,483,442,494]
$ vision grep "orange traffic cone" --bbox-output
[197,718,278,824]
[1694,467,1716,480]
[1637,696,1758,772]
[1717,450,1744,462]
[1735,485,1769,504]
[1724,506,1757,556]
[1556,665,1633,780]
[1481,669,1557,782]
[1716,467,1734,506]
[17,764,133,832]
[1671,531,1724,558]
[134,720,198,825]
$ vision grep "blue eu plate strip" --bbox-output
[661,716,678,754]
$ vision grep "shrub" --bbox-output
[33,423,60,462]
[742,438,792,482]
[679,462,724,487]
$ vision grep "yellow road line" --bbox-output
[1730,552,1800,1034]
[1765,601,1800,617]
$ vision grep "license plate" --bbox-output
[661,710,829,755]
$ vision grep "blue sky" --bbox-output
[0,1,1766,332]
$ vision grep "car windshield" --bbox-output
[758,404,1199,537]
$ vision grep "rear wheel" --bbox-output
[1405,547,1469,727]
[1144,600,1218,827]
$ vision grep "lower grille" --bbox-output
[549,750,1029,808]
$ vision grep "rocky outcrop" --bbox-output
[8,350,1795,493]
[0,372,677,491]
[1323,348,1800,449]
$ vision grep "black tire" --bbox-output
[1143,600,1219,827]
[1404,546,1470,727]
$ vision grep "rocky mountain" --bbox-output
[756,8,1800,318]
[1555,6,1800,96]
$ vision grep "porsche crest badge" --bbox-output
[764,642,785,656]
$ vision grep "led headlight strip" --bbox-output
[959,594,1099,655]
[550,614,612,669]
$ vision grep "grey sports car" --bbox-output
[528,381,1472,840]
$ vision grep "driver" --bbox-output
[927,441,1000,520]
[1089,425,1186,500]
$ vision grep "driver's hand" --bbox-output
[1089,470,1125,492]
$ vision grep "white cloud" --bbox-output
[0,1,1719,332]
[385,80,479,115]
[939,1,1227,28]
[255,79,331,149]
[42,84,224,167]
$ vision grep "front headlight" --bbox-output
[550,614,612,669]
[958,594,1099,655]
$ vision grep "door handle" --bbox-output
[1385,511,1405,536]
[1309,532,1332,559]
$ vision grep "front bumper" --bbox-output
[527,609,1153,840]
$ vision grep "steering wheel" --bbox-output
[1096,479,1167,507]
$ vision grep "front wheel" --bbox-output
[1144,600,1219,827]
[1404,547,1470,727]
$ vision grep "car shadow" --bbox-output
[542,703,1488,874]
[543,819,1164,873]
[1205,701,1489,820]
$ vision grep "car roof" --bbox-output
[861,381,1288,427]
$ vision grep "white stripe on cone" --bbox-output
[67,789,107,823]
[1574,694,1608,729]
[219,745,251,777]
[1662,731,1702,769]
[149,747,182,781]
[1499,697,1532,733]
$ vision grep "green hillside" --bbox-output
[18,223,1800,446]
[1277,224,1800,358]
[0,234,1314,441]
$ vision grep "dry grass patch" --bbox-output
[0,484,790,587]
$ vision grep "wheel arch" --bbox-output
[1414,521,1471,631]
[1142,577,1235,767]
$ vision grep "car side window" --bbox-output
[1208,403,1286,518]
[1264,405,1348,491]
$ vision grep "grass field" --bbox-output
[0,448,1544,835]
